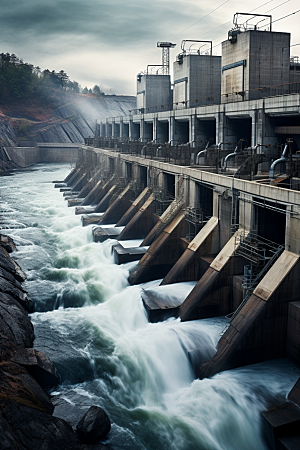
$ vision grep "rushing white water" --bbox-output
[1,163,299,450]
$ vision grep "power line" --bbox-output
[171,0,230,39]
[238,0,289,28]
[269,8,300,25]
[144,2,300,72]
[256,6,299,29]
[265,0,290,13]
[243,0,291,28]
[145,0,232,71]
[192,0,274,41]
[212,6,300,50]
[192,20,231,40]
[147,1,232,69]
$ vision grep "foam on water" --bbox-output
[1,167,131,310]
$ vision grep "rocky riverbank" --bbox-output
[0,233,111,449]
[0,146,19,173]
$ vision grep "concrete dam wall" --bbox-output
[35,144,300,375]
[6,143,82,168]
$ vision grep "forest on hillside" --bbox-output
[0,52,105,105]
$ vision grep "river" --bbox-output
[1,163,299,450]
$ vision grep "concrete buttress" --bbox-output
[198,251,300,379]
[77,177,114,218]
[141,198,185,247]
[97,184,133,225]
[70,173,88,193]
[161,216,219,285]
[66,169,82,188]
[180,230,247,321]
[115,187,151,227]
[63,167,77,184]
[81,180,104,207]
[116,194,158,241]
[129,210,188,285]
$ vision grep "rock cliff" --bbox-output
[0,91,135,146]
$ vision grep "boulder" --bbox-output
[0,247,26,282]
[0,234,113,449]
[0,265,23,286]
[12,347,59,389]
[0,234,17,253]
[76,406,111,444]
[0,293,34,347]
[0,362,54,414]
[0,401,80,450]
[0,276,32,310]
[0,412,24,450]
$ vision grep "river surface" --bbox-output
[1,163,299,450]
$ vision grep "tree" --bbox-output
[92,84,103,96]
[67,80,81,93]
[58,70,69,89]
[33,66,41,76]
[0,52,104,106]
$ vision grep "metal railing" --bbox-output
[185,206,211,241]
[85,137,205,166]
[125,81,300,115]
[152,188,175,216]
[226,232,284,322]
[234,231,283,266]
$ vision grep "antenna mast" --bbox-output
[157,42,176,75]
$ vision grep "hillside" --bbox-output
[0,91,136,146]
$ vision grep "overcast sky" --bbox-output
[1,0,300,95]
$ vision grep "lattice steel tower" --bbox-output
[157,42,176,75]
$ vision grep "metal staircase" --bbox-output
[227,232,284,322]
[152,187,175,216]
[231,188,240,235]
[185,206,211,241]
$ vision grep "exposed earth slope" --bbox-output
[0,91,135,146]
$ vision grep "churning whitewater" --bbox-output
[1,163,299,450]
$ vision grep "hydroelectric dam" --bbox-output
[2,12,300,450]
[4,136,300,449]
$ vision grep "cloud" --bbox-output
[0,0,209,93]
[1,0,300,94]
[0,0,208,48]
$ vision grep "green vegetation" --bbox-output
[13,119,32,139]
[0,52,105,104]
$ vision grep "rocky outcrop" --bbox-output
[0,234,110,449]
[0,92,136,146]
[0,400,80,450]
[0,116,18,146]
[30,93,135,144]
[0,234,16,252]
